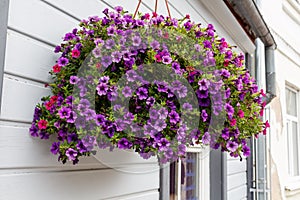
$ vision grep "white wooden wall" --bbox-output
[227,155,248,200]
[0,0,253,199]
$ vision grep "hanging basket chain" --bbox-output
[165,0,171,19]
[133,0,172,19]
[133,0,142,19]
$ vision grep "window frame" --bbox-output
[285,86,300,178]
[166,146,210,200]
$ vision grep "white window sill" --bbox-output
[285,179,300,191]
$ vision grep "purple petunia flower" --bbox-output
[101,55,112,68]
[132,35,141,46]
[222,128,230,140]
[242,145,251,157]
[123,112,134,124]
[99,76,110,84]
[57,57,69,67]
[40,131,50,140]
[54,45,61,53]
[184,21,193,31]
[122,86,132,98]
[92,47,101,58]
[202,132,211,145]
[203,40,212,49]
[150,40,160,49]
[149,108,159,120]
[29,124,39,137]
[112,51,122,63]
[114,6,123,13]
[67,133,78,144]
[136,87,148,100]
[226,141,238,152]
[156,81,169,93]
[158,108,168,119]
[194,44,201,52]
[172,80,182,91]
[66,96,74,105]
[178,144,186,156]
[105,39,115,49]
[225,88,231,99]
[107,88,118,101]
[66,148,78,161]
[198,79,210,91]
[107,26,116,36]
[162,56,172,64]
[220,69,230,78]
[64,33,75,41]
[177,86,187,98]
[76,141,87,153]
[196,89,209,99]
[225,103,234,119]
[70,76,79,85]
[146,97,155,106]
[96,83,108,96]
[169,110,180,124]
[118,138,133,149]
[84,109,96,121]
[58,107,71,119]
[126,70,138,82]
[154,119,167,131]
[201,109,208,122]
[199,98,210,107]
[156,138,170,151]
[183,103,193,111]
[50,142,60,155]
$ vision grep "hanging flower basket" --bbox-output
[30,6,269,164]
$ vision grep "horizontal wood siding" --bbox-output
[0,0,160,199]
[227,157,248,200]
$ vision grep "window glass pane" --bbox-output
[292,122,299,176]
[181,153,199,200]
[286,88,297,117]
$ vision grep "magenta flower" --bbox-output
[238,110,245,118]
[71,49,80,58]
[38,119,48,130]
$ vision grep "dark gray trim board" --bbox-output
[0,0,9,113]
[210,150,227,200]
